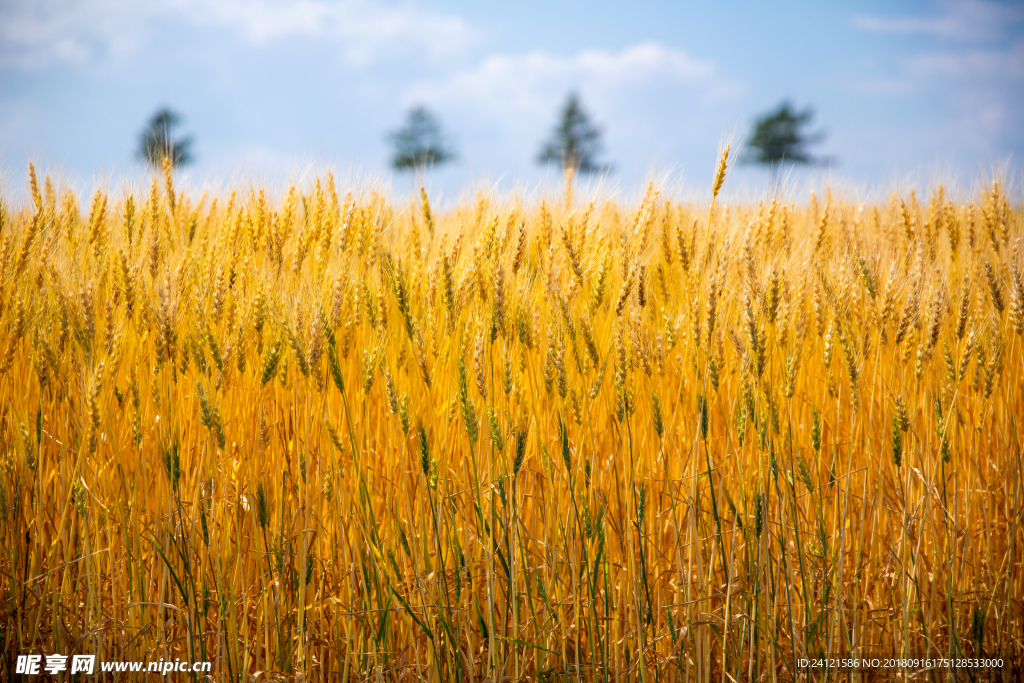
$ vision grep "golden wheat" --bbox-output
[0,161,1021,681]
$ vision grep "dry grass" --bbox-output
[0,157,1022,681]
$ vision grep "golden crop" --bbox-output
[0,156,1021,681]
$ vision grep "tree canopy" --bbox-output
[388,106,457,171]
[742,101,825,166]
[537,93,608,174]
[136,108,194,169]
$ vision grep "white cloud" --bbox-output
[408,43,740,120]
[851,15,961,38]
[187,0,476,64]
[399,43,743,177]
[908,40,1024,81]
[0,0,476,69]
[852,0,1023,41]
[0,0,144,68]
[849,0,1023,157]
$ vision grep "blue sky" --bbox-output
[1,0,1021,202]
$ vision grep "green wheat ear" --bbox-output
[697,394,709,440]
[891,416,902,468]
[651,393,664,438]
[418,425,430,479]
[513,429,527,476]
[559,419,571,471]
[162,440,181,491]
[255,482,268,530]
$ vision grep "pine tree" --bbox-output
[137,108,194,169]
[743,101,825,165]
[389,106,457,171]
[537,93,609,174]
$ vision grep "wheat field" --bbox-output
[0,157,1021,681]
